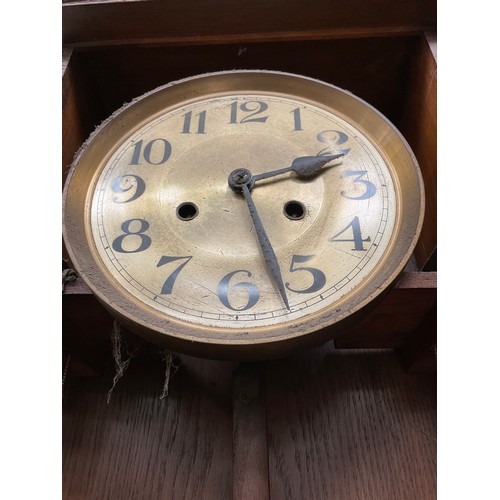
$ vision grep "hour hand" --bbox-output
[252,153,345,183]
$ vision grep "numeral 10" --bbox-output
[130,139,172,165]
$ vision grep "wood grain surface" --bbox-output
[265,345,436,500]
[63,354,237,499]
[62,0,436,47]
[400,33,437,269]
[63,37,419,134]
[63,347,436,499]
[232,363,270,500]
[334,274,436,348]
[62,25,436,499]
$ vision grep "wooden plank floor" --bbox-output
[62,344,436,499]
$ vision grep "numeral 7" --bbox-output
[157,256,193,294]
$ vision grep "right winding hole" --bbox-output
[284,201,306,220]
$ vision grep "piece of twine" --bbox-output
[107,320,142,403]
[62,268,78,293]
[62,353,71,399]
[159,349,181,400]
[62,267,76,398]
[107,320,179,402]
[63,266,180,401]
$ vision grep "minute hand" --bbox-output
[241,183,290,310]
[252,153,345,183]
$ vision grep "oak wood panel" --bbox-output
[62,272,436,360]
[62,7,437,498]
[265,345,436,499]
[333,275,437,349]
[62,313,109,376]
[401,305,437,372]
[62,294,115,354]
[63,348,436,499]
[400,33,437,269]
[62,0,436,47]
[63,354,236,499]
[62,49,107,187]
[70,37,419,133]
[62,52,87,185]
[232,363,270,499]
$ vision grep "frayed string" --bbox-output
[62,268,78,292]
[105,320,180,402]
[159,349,180,400]
[62,353,71,399]
[107,320,141,403]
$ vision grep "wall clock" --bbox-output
[63,70,424,360]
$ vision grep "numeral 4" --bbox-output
[329,216,371,251]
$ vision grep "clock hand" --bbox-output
[228,168,290,311]
[252,153,345,183]
[241,184,290,311]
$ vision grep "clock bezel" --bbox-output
[62,70,425,360]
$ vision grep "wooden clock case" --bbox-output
[62,1,436,498]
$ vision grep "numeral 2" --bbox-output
[317,130,351,156]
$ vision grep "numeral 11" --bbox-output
[182,111,207,134]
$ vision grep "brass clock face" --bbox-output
[63,71,424,359]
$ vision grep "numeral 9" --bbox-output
[111,175,146,203]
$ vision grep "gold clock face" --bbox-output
[63,71,424,359]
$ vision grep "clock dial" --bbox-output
[91,94,396,329]
[63,71,423,358]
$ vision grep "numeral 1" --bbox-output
[291,108,303,131]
